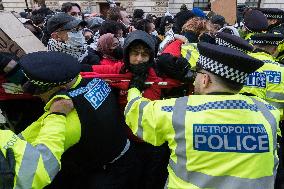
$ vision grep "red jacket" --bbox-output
[99,57,124,66]
[89,63,162,102]
[161,39,183,57]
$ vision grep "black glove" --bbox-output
[0,148,16,189]
[157,53,195,82]
[128,63,149,91]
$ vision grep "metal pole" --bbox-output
[257,0,261,8]
[25,0,31,15]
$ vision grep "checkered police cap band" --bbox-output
[250,39,283,46]
[263,13,283,19]
[197,55,248,84]
[215,38,247,53]
[24,73,74,88]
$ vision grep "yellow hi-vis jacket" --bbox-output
[181,43,199,70]
[0,114,67,189]
[276,42,284,62]
[125,88,280,189]
[20,76,82,152]
[242,52,284,119]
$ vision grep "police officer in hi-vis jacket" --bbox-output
[125,42,280,189]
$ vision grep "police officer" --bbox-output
[247,33,284,117]
[257,8,284,64]
[0,99,74,189]
[257,8,284,35]
[125,42,279,189]
[214,33,284,189]
[18,51,138,189]
[215,32,254,53]
[213,32,267,101]
[241,9,268,40]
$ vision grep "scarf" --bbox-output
[47,38,88,62]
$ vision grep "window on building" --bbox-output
[245,0,259,7]
[193,0,210,10]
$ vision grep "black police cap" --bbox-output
[257,8,284,20]
[210,15,226,27]
[250,33,284,46]
[197,42,264,84]
[19,51,81,88]
[47,13,85,34]
[215,32,254,53]
[244,10,268,32]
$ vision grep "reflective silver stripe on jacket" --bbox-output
[109,139,130,164]
[15,143,40,189]
[266,91,284,101]
[125,96,141,115]
[15,143,60,188]
[185,50,192,61]
[35,144,60,180]
[168,97,276,189]
[250,97,279,179]
[17,133,24,140]
[183,44,197,61]
[266,100,284,109]
[137,101,150,139]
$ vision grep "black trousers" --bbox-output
[46,141,140,189]
[134,142,170,189]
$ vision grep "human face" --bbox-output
[149,23,156,33]
[165,23,173,33]
[193,70,211,95]
[110,37,120,51]
[68,6,81,18]
[129,45,150,65]
[51,27,83,42]
[267,19,278,26]
[120,11,131,26]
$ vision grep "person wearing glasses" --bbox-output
[46,13,87,62]
[125,42,279,189]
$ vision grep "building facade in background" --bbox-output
[1,0,284,16]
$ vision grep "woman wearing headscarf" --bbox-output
[97,33,124,65]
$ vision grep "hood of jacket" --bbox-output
[123,30,155,66]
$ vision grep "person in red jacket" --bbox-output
[90,31,163,107]
[97,33,124,65]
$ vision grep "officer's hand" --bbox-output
[49,99,74,116]
[0,148,16,189]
